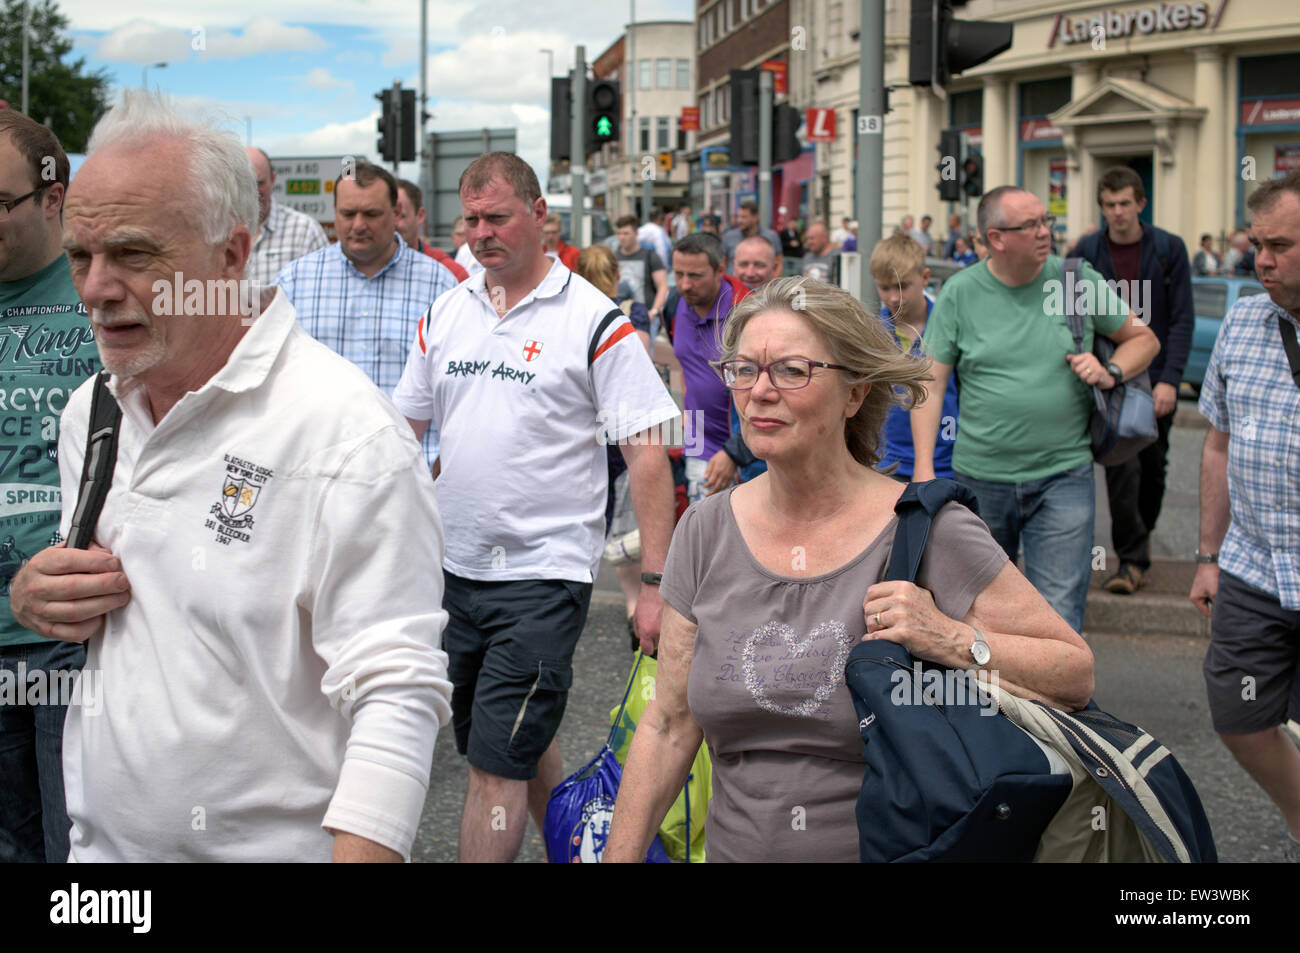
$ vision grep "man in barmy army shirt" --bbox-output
[0,110,98,861]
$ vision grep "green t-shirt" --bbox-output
[922,256,1128,483]
[0,254,98,646]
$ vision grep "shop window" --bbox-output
[1241,53,1300,98]
[949,89,982,128]
[1018,77,1071,118]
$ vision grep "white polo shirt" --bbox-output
[393,258,678,583]
[58,289,452,862]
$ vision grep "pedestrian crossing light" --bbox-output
[587,79,620,157]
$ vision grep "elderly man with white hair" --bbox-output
[10,90,453,863]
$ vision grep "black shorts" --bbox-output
[443,573,593,780]
[1203,569,1300,734]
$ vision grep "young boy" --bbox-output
[870,234,960,480]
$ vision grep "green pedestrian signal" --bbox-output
[596,116,613,138]
[585,79,620,156]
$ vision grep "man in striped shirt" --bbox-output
[1193,170,1300,863]
[275,160,456,466]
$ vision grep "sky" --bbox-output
[60,0,695,184]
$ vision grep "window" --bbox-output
[656,58,671,89]
[639,59,652,90]
[699,18,707,50]
[1241,53,1300,98]
[1018,77,1071,118]
[639,117,651,153]
[949,89,982,127]
[657,116,671,150]
[677,58,690,89]
[678,127,688,151]
[741,0,750,19]
[716,4,725,37]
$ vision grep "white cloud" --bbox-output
[421,30,567,106]
[301,68,355,96]
[95,16,326,64]
[63,1,471,33]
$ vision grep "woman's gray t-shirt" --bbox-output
[659,487,1008,862]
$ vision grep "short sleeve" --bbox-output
[647,249,665,273]
[659,504,702,624]
[1198,305,1232,432]
[392,305,438,422]
[914,502,1010,623]
[1083,260,1129,337]
[589,311,678,440]
[923,282,961,366]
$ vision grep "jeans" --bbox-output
[1105,413,1175,570]
[0,638,85,862]
[955,462,1096,634]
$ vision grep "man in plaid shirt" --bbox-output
[245,147,328,286]
[275,160,456,466]
[1192,170,1300,862]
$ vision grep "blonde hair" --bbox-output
[576,244,618,298]
[868,233,926,284]
[718,277,931,467]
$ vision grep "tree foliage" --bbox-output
[0,0,111,153]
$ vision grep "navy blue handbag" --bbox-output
[845,480,1216,863]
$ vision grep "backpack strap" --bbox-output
[67,372,123,550]
[663,289,680,342]
[1062,256,1086,352]
[1152,227,1172,291]
[1279,317,1300,391]
[885,478,981,583]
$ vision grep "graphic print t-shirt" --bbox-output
[615,247,664,307]
[659,488,1007,862]
[0,254,98,646]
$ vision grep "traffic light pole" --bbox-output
[758,69,773,231]
[856,0,885,310]
[391,80,403,176]
[570,47,587,247]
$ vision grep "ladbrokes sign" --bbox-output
[1048,0,1230,47]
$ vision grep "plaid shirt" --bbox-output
[248,202,328,286]
[274,234,456,464]
[1199,292,1300,608]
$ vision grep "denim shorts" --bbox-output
[443,573,592,780]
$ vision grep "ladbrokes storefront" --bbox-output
[905,0,1300,250]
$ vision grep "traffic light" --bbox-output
[937,129,961,202]
[587,79,620,156]
[550,77,572,161]
[962,154,983,197]
[909,0,1013,88]
[376,89,395,163]
[397,88,416,162]
[772,104,802,164]
[729,69,760,166]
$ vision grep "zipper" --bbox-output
[1035,703,1178,859]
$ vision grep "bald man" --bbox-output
[245,146,328,286]
[733,234,782,289]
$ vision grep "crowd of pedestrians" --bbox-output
[1,90,1298,864]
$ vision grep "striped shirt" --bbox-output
[1199,292,1300,609]
[247,202,328,287]
[274,233,457,464]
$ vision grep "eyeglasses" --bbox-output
[719,357,854,391]
[0,187,45,219]
[991,215,1056,233]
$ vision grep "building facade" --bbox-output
[795,0,1300,252]
[591,21,697,220]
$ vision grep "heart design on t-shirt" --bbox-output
[742,620,853,718]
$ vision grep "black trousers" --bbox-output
[1105,412,1175,570]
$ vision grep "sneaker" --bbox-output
[1104,563,1146,595]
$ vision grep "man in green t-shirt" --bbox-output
[911,186,1159,634]
[0,110,98,861]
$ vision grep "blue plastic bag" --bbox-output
[543,654,670,863]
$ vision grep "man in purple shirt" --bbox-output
[670,232,752,501]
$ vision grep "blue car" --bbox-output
[1184,276,1267,390]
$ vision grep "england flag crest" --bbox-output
[523,340,544,362]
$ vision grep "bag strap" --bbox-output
[885,479,981,583]
[1279,317,1300,391]
[606,650,645,748]
[1062,256,1086,352]
[67,372,122,550]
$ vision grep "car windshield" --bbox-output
[1193,282,1228,320]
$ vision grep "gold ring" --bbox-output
[874,612,883,628]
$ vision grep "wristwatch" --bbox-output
[1195,552,1218,564]
[640,572,663,586]
[968,627,991,670]
[1105,362,1124,386]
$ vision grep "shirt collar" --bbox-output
[465,256,573,311]
[106,287,296,405]
[685,276,734,326]
[333,232,408,280]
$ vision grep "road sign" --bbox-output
[806,108,837,142]
[270,156,346,224]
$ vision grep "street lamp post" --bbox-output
[142,62,168,90]
[539,48,554,78]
